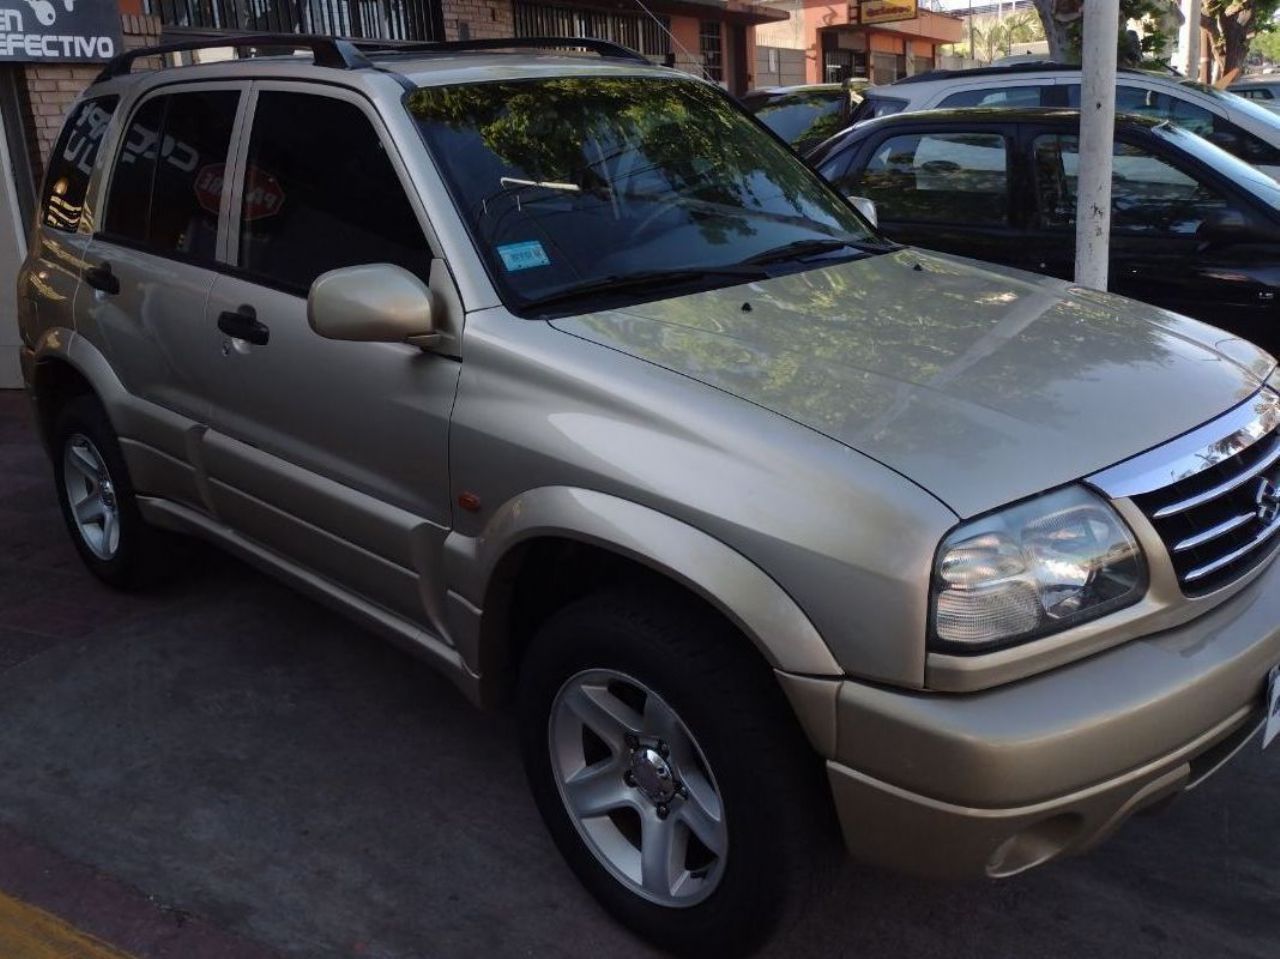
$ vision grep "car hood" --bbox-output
[549,249,1276,518]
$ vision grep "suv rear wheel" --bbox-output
[52,395,183,589]
[518,588,834,957]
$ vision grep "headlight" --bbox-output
[931,485,1146,652]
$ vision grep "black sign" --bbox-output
[0,1,123,62]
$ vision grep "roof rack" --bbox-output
[93,32,650,84]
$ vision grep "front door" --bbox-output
[1025,128,1280,352]
[201,83,460,629]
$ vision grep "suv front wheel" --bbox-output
[518,588,834,957]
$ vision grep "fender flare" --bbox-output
[445,486,842,677]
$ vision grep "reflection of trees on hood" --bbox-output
[406,78,813,246]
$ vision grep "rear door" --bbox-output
[82,83,246,444]
[199,82,460,628]
[825,122,1023,267]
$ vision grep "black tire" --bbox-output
[51,394,184,590]
[518,587,837,957]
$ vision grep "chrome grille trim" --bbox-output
[1088,384,1280,596]
[1152,441,1280,518]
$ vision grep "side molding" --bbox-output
[445,486,843,677]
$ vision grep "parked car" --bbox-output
[853,62,1280,179]
[809,107,1280,356]
[742,80,867,152]
[1230,77,1280,114]
[19,35,1280,959]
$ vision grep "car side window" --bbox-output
[41,95,117,232]
[938,85,1050,109]
[236,91,431,293]
[1033,133,1234,235]
[846,131,1009,225]
[103,90,240,264]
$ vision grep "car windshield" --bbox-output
[405,76,878,314]
[1153,122,1280,208]
[1179,79,1280,130]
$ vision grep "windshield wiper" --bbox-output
[522,266,768,313]
[738,238,868,267]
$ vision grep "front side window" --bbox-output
[103,90,240,263]
[237,92,431,293]
[846,131,1010,225]
[405,77,878,313]
[42,95,117,232]
[1033,133,1235,235]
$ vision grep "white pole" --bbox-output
[1074,0,1119,292]
[1177,0,1202,80]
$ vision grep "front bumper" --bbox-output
[783,554,1280,879]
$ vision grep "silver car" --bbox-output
[16,34,1280,957]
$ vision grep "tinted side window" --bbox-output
[850,131,1009,225]
[103,96,164,244]
[752,91,846,150]
[104,90,239,264]
[238,92,431,292]
[1033,133,1234,235]
[939,85,1049,109]
[42,96,117,232]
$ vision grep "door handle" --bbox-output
[217,305,270,346]
[83,262,119,295]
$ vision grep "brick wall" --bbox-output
[442,0,515,41]
[16,14,162,186]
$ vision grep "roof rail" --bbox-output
[349,35,652,65]
[890,61,1154,85]
[92,32,651,84]
[93,33,370,83]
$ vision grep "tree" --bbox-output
[1202,2,1280,85]
[967,11,1046,63]
[1030,0,1180,65]
[1253,24,1280,63]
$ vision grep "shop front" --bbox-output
[807,0,963,85]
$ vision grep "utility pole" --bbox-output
[1074,0,1118,292]
[1178,0,1202,80]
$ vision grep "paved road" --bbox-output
[0,389,1277,959]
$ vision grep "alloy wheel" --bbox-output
[62,433,121,561]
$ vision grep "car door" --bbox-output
[825,123,1022,267]
[1024,126,1280,342]
[78,83,246,502]
[200,82,460,630]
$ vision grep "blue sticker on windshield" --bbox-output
[497,240,551,272]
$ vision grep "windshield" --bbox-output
[1153,122,1280,208]
[406,76,878,314]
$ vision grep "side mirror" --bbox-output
[307,263,439,348]
[1196,208,1269,251]
[847,195,879,227]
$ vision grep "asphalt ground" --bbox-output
[0,388,1278,959]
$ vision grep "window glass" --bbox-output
[42,95,117,232]
[849,131,1009,224]
[939,85,1048,109]
[1033,134,1234,235]
[851,95,908,123]
[238,92,431,292]
[103,96,164,244]
[103,90,239,263]
[750,90,847,150]
[148,91,239,260]
[406,77,876,313]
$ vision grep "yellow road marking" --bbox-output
[0,889,136,959]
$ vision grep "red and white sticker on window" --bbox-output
[194,164,286,221]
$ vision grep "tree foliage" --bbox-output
[1202,1,1280,84]
[959,11,1045,63]
[1030,0,1179,66]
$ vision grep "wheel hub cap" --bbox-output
[629,746,676,804]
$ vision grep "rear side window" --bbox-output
[103,90,240,264]
[236,92,431,293]
[850,95,907,124]
[849,131,1010,225]
[750,91,847,150]
[41,95,117,232]
[938,85,1053,109]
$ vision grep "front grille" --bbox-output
[1131,415,1280,595]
